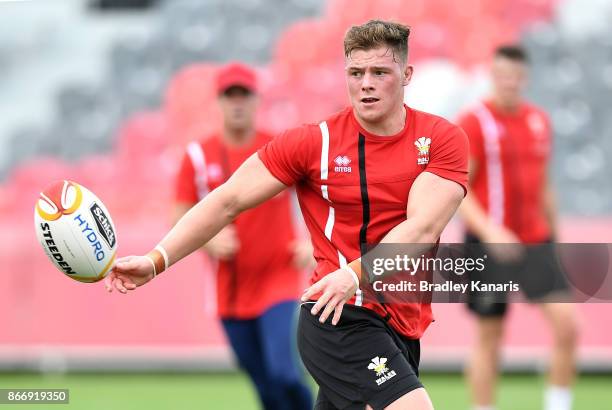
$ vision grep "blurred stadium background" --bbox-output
[1,0,611,408]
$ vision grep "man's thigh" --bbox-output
[298,304,423,410]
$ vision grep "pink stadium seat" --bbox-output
[444,0,485,20]
[409,21,452,61]
[325,0,375,29]
[504,0,557,30]
[10,157,74,188]
[273,19,339,80]
[450,17,517,67]
[257,94,301,133]
[164,64,222,148]
[116,111,169,160]
[6,159,74,210]
[75,154,118,189]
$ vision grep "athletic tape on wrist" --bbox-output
[145,246,166,276]
[155,245,169,271]
[345,264,360,288]
[144,255,157,278]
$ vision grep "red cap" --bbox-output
[216,62,257,95]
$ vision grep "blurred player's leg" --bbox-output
[466,316,505,410]
[259,301,313,410]
[540,303,578,410]
[222,319,280,409]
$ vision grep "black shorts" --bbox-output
[298,303,423,410]
[465,234,570,317]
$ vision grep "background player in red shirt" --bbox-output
[457,46,578,410]
[173,63,313,410]
[106,21,468,409]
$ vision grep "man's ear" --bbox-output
[403,65,414,86]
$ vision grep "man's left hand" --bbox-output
[301,268,358,326]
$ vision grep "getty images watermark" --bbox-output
[358,243,612,304]
[370,252,520,293]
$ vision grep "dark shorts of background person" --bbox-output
[465,233,570,317]
[298,303,423,410]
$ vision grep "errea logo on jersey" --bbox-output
[333,155,352,173]
[415,137,431,165]
[368,356,397,386]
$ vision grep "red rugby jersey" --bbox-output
[457,100,552,243]
[175,132,302,319]
[258,105,468,339]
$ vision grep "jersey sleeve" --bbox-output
[456,111,485,164]
[175,150,199,204]
[257,125,313,186]
[425,121,469,195]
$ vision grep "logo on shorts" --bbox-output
[368,356,397,386]
[415,137,431,165]
[333,155,352,173]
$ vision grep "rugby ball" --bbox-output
[34,180,117,283]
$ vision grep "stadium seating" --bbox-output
[2,1,611,240]
[0,0,323,179]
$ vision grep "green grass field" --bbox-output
[0,372,610,409]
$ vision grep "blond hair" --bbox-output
[344,20,411,64]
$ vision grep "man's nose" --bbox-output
[361,72,375,91]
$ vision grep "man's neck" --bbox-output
[222,127,255,147]
[356,104,406,136]
[491,95,521,114]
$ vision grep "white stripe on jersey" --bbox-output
[474,104,505,225]
[186,141,216,316]
[320,121,335,241]
[186,141,209,201]
[324,206,335,241]
[318,121,362,307]
[321,184,330,201]
[319,121,330,180]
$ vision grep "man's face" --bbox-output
[491,56,528,107]
[218,86,257,132]
[345,46,412,126]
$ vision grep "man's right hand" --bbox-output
[104,255,156,294]
[482,224,524,262]
[203,225,240,260]
[482,223,521,244]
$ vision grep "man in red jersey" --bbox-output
[106,20,468,409]
[173,62,313,410]
[457,46,578,410]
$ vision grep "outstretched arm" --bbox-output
[105,153,287,293]
[161,154,285,264]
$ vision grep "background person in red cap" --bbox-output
[173,62,314,410]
